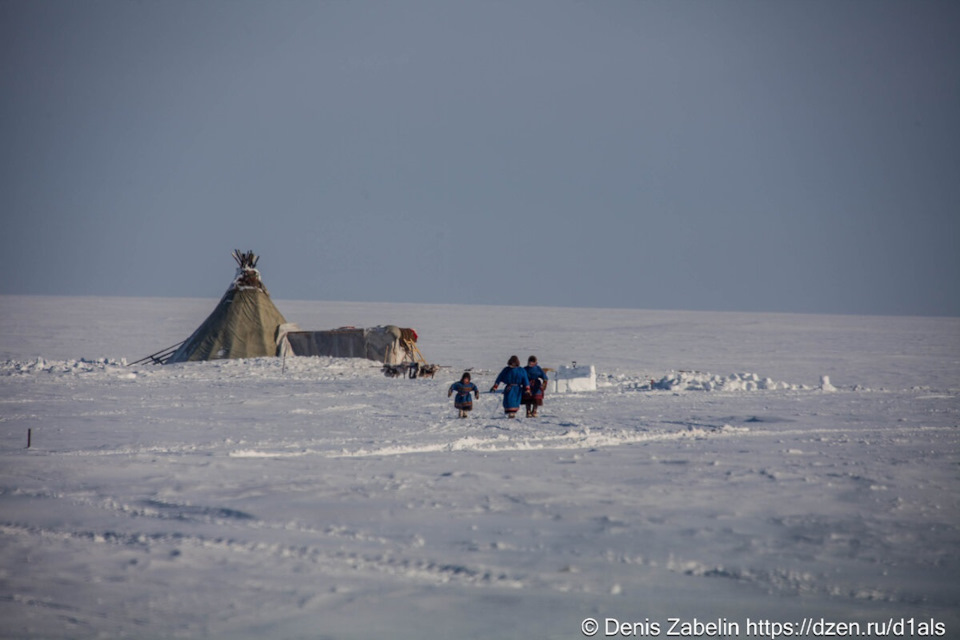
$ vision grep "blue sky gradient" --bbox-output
[2,1,958,315]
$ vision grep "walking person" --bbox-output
[448,372,480,419]
[490,355,530,418]
[522,355,548,417]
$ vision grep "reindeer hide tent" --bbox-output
[166,251,288,363]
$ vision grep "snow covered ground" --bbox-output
[1,295,958,639]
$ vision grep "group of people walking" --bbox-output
[447,355,548,419]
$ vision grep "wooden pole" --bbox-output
[27,428,31,449]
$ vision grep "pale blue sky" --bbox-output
[2,0,958,315]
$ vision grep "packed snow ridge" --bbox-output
[645,371,811,392]
[2,356,825,394]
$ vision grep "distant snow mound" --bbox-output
[652,371,802,392]
[0,354,389,383]
[0,357,127,376]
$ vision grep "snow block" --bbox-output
[548,364,597,393]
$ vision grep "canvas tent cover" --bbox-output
[281,326,409,365]
[168,288,287,363]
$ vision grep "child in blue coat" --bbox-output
[490,355,530,418]
[448,372,480,418]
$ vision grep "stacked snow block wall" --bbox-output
[548,364,597,393]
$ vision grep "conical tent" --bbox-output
[167,251,288,363]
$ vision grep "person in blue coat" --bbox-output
[448,372,480,418]
[490,355,530,418]
[522,355,548,417]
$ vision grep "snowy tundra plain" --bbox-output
[1,295,958,640]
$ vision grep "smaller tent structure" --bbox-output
[166,250,288,363]
[279,325,419,366]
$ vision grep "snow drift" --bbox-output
[1,296,958,639]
